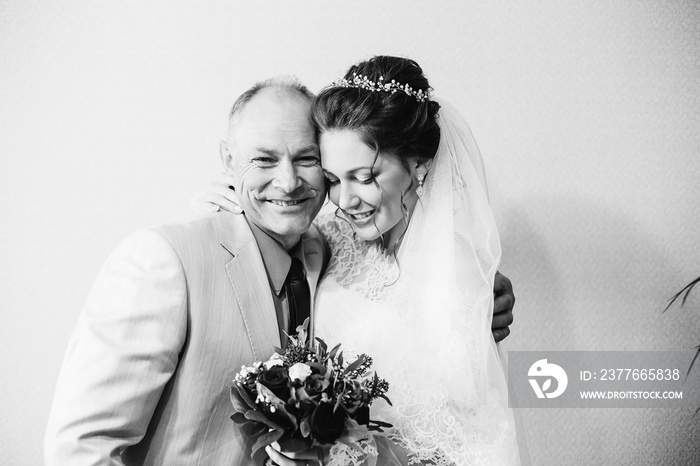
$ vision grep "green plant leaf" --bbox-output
[230,412,250,425]
[233,383,258,410]
[343,355,367,375]
[245,410,283,430]
[315,337,328,353]
[328,343,342,360]
[300,411,312,438]
[307,362,327,373]
[251,429,285,456]
[340,418,369,443]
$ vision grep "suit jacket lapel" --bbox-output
[216,212,281,360]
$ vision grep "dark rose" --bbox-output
[256,365,290,401]
[292,374,329,408]
[304,374,328,399]
[353,406,370,426]
[309,402,346,444]
[342,381,364,414]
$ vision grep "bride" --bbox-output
[205,56,523,465]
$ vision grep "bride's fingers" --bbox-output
[193,192,242,214]
[265,446,315,466]
[209,181,242,210]
[269,442,322,462]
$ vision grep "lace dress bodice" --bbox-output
[314,215,520,466]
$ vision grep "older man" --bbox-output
[45,77,515,465]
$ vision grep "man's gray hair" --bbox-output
[228,75,315,129]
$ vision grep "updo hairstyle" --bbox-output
[312,56,441,170]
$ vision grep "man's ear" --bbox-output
[219,140,235,173]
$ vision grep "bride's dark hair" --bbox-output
[312,55,441,168]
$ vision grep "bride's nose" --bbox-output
[338,182,360,211]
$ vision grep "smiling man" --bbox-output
[45,77,330,465]
[220,84,326,249]
[45,76,516,465]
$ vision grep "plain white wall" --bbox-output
[2,1,699,464]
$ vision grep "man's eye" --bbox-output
[296,156,320,167]
[252,158,276,167]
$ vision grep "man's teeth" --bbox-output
[351,210,374,220]
[270,199,303,207]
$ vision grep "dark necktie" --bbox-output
[285,257,310,335]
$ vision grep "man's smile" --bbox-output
[268,199,307,207]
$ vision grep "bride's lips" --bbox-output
[345,209,376,225]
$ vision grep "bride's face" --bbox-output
[320,129,419,245]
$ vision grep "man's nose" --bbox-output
[272,159,303,193]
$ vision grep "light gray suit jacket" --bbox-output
[45,211,328,465]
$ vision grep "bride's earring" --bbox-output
[416,173,425,197]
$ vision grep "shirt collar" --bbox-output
[246,217,305,296]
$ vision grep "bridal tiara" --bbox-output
[331,73,432,102]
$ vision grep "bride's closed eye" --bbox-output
[324,174,340,186]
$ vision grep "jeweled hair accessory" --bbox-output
[332,73,432,102]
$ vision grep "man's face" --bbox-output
[222,88,326,248]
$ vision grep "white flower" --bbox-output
[236,365,255,379]
[289,362,312,382]
[263,353,284,369]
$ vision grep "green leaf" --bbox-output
[245,410,283,430]
[230,412,250,425]
[370,419,393,428]
[328,343,342,360]
[232,383,257,410]
[274,402,299,430]
[250,422,269,436]
[341,418,369,443]
[343,355,367,375]
[334,394,344,413]
[231,387,255,412]
[315,337,328,353]
[307,361,327,373]
[251,429,285,456]
[277,435,312,453]
[300,413,312,438]
[230,387,250,414]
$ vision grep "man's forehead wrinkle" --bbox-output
[248,143,319,158]
[226,87,316,160]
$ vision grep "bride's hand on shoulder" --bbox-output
[492,271,515,342]
[192,173,243,214]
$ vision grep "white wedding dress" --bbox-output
[313,100,523,465]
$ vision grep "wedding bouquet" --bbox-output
[230,319,391,461]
